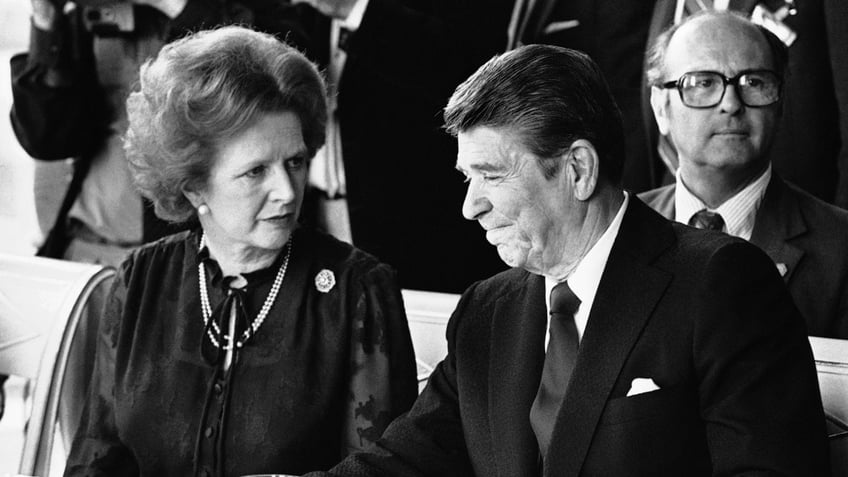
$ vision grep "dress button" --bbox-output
[205,426,215,438]
[214,383,223,395]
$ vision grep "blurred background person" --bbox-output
[8,0,256,445]
[643,0,848,208]
[63,26,417,476]
[248,0,511,293]
[641,10,848,338]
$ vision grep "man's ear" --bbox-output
[650,86,671,136]
[565,139,599,201]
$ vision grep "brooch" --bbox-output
[315,269,336,293]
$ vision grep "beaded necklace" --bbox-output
[198,233,293,350]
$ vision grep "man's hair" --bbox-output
[125,25,328,222]
[645,9,789,87]
[443,44,626,185]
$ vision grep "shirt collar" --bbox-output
[674,164,771,241]
[545,191,629,340]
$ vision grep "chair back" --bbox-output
[0,253,115,477]
[401,290,459,392]
[809,336,848,475]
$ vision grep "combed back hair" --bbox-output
[443,44,626,185]
[645,9,789,87]
[125,25,328,222]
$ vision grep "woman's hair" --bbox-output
[125,25,328,222]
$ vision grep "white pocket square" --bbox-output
[626,377,660,397]
[776,263,788,277]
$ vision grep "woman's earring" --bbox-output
[198,204,210,216]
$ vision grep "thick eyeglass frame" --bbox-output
[659,70,783,109]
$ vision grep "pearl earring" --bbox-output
[198,204,210,216]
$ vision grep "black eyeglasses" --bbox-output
[659,70,782,108]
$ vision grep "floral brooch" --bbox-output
[315,269,336,293]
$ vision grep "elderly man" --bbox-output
[306,44,828,476]
[640,10,848,339]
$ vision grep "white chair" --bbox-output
[0,253,115,477]
[401,290,459,392]
[808,336,848,475]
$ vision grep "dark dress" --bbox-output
[63,227,418,477]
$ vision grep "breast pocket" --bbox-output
[599,386,693,426]
[584,386,710,474]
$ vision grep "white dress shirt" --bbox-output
[674,164,771,241]
[544,192,630,348]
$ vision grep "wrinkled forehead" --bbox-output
[665,15,773,77]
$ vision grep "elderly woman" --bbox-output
[64,26,418,476]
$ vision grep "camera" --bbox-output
[79,0,135,35]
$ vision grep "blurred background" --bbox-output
[1,1,42,257]
[1,2,46,474]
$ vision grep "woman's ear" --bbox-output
[565,139,599,201]
[182,183,205,209]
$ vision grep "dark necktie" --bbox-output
[688,209,725,231]
[530,281,581,458]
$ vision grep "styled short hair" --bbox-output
[645,9,789,87]
[125,26,328,222]
[443,44,626,185]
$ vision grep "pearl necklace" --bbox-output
[198,233,292,350]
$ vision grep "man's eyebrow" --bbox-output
[456,162,505,174]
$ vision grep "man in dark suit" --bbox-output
[305,44,829,476]
[643,0,848,207]
[640,10,848,338]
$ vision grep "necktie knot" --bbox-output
[688,209,725,231]
[550,282,580,317]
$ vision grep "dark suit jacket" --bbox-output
[311,198,829,476]
[643,0,848,207]
[250,0,511,293]
[639,175,848,338]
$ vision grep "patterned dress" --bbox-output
[64,227,418,476]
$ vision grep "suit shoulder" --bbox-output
[667,221,769,269]
[464,267,533,301]
[637,184,675,205]
[786,181,848,227]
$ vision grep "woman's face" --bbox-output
[195,111,308,259]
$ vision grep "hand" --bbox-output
[132,0,188,19]
[31,0,66,31]
[292,0,357,20]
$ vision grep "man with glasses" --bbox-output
[641,9,848,339]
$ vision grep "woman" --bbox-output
[64,26,418,477]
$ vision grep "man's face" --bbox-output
[651,16,779,176]
[456,126,573,275]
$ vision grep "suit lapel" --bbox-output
[750,176,806,282]
[543,199,674,475]
[489,273,547,477]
